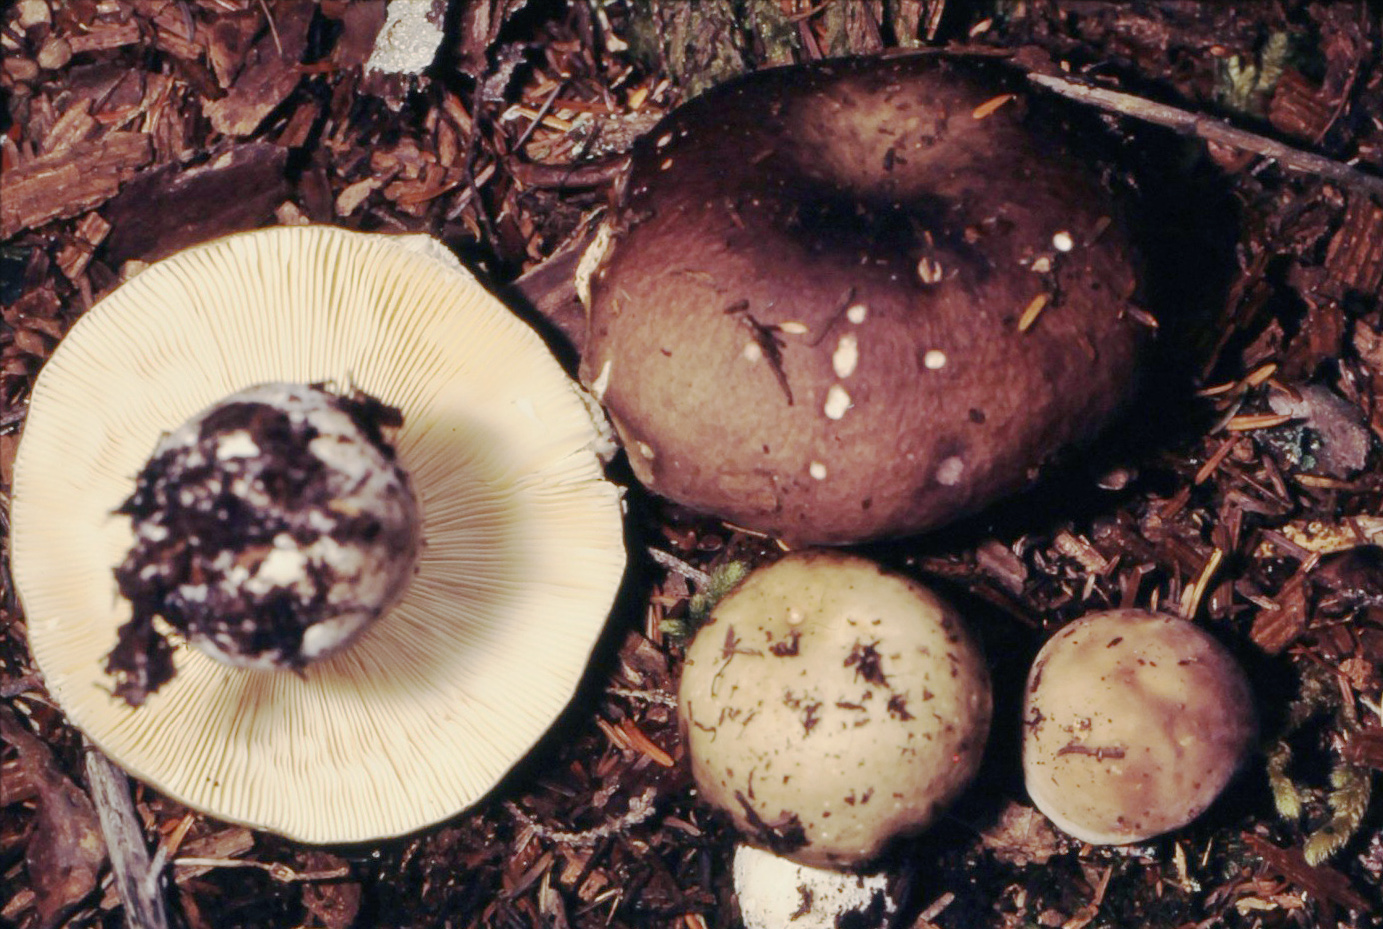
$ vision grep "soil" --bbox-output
[2,2,1382,928]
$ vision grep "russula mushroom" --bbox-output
[677,550,991,869]
[580,54,1145,543]
[1022,609,1256,845]
[10,225,627,842]
[732,843,896,929]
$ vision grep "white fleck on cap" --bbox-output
[10,225,627,843]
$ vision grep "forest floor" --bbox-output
[2,2,1383,928]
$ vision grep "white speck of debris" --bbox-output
[809,461,828,480]
[138,523,170,543]
[215,430,260,460]
[846,303,869,324]
[590,359,612,401]
[780,321,809,335]
[823,385,851,420]
[655,132,673,148]
[917,257,944,284]
[787,607,806,625]
[514,397,538,422]
[832,334,859,378]
[364,0,445,77]
[936,456,965,486]
[660,157,673,171]
[924,349,948,370]
[249,545,309,593]
[743,341,763,362]
[1031,256,1053,274]
[1053,231,1075,252]
[636,441,655,460]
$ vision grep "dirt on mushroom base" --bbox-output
[3,2,1383,928]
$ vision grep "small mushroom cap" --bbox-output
[582,55,1145,543]
[732,843,895,929]
[678,550,991,869]
[1021,609,1256,845]
[11,226,626,842]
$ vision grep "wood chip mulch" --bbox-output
[3,2,1382,928]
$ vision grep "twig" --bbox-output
[647,547,712,588]
[172,858,351,882]
[509,158,627,190]
[84,746,171,929]
[512,81,568,153]
[1026,72,1383,199]
[607,685,678,707]
[506,787,659,847]
[256,0,282,57]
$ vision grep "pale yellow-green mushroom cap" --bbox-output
[10,225,627,843]
[1022,609,1255,845]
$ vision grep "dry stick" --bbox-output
[85,746,171,929]
[1026,72,1383,200]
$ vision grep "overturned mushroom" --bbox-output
[581,54,1145,543]
[1022,609,1256,845]
[678,550,991,869]
[10,226,627,842]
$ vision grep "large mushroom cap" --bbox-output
[581,54,1145,543]
[10,225,627,843]
[677,550,991,869]
[1022,609,1256,845]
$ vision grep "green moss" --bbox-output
[1304,763,1372,866]
[1217,30,1291,116]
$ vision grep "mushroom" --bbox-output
[1021,609,1256,845]
[10,225,627,842]
[580,54,1146,543]
[732,843,896,929]
[677,550,991,869]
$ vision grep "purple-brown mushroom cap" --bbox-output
[581,54,1146,543]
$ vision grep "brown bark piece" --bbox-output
[206,10,264,88]
[203,0,314,137]
[1243,833,1370,912]
[38,98,97,155]
[1250,570,1309,654]
[330,0,386,71]
[67,20,143,55]
[1268,69,1337,143]
[298,851,362,929]
[147,0,203,61]
[503,224,596,363]
[0,706,107,929]
[454,0,525,79]
[102,141,291,265]
[0,131,152,238]
[1321,195,1383,302]
[1343,727,1383,770]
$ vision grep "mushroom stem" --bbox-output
[105,382,422,705]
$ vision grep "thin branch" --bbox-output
[1026,71,1383,199]
[85,746,170,929]
[647,547,712,588]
